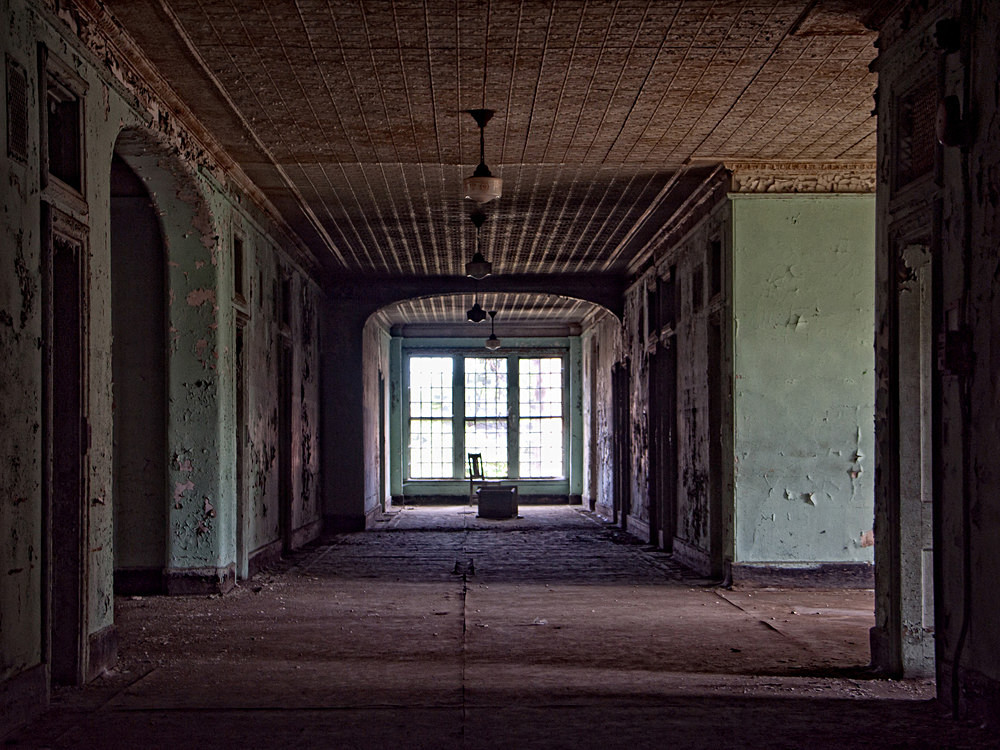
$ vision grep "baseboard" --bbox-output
[593,501,614,522]
[0,664,47,739]
[324,513,367,533]
[164,564,236,595]
[290,517,323,549]
[673,537,712,576]
[247,539,283,578]
[869,623,896,675]
[364,503,385,529]
[399,494,572,506]
[114,567,164,595]
[87,624,118,681]
[726,561,874,588]
[625,513,650,543]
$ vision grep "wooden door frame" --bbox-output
[41,202,89,686]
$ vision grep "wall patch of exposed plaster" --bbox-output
[173,480,195,509]
[186,288,216,307]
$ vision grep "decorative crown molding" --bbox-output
[726,160,877,194]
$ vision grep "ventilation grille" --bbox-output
[896,85,937,188]
[6,57,28,163]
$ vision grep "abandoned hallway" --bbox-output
[6,0,1000,741]
[6,506,996,749]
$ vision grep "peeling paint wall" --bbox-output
[873,0,1000,718]
[1,0,44,686]
[237,220,322,557]
[622,284,650,537]
[658,201,731,566]
[618,195,732,567]
[581,312,620,517]
[363,317,391,517]
[731,195,875,563]
[1,0,323,708]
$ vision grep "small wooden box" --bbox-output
[477,486,518,519]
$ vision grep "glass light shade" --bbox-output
[464,175,502,204]
[465,251,492,279]
[466,302,488,323]
[485,333,502,350]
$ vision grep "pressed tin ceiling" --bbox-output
[104,0,877,320]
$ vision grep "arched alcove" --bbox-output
[111,128,234,594]
[110,149,167,594]
[360,292,619,515]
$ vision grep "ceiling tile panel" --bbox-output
[107,0,877,322]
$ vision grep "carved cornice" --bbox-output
[726,160,877,194]
[47,0,322,277]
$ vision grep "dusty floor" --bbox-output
[7,506,998,749]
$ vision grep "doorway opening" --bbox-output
[110,153,167,595]
[43,204,87,686]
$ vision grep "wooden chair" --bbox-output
[467,452,484,505]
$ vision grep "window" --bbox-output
[406,353,566,481]
[7,56,28,163]
[709,239,722,299]
[896,85,937,189]
[692,264,705,313]
[465,357,508,478]
[519,358,563,478]
[660,266,677,329]
[45,75,82,190]
[233,235,245,301]
[408,357,453,478]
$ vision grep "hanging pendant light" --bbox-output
[463,109,502,204]
[467,299,487,323]
[485,310,501,350]
[465,209,492,279]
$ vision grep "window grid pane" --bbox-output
[519,358,562,417]
[465,419,508,478]
[465,357,507,417]
[519,417,563,477]
[409,419,454,478]
[410,357,453,418]
[465,357,508,477]
[409,357,453,478]
[519,358,563,478]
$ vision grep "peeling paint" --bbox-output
[185,288,216,307]
[732,196,875,563]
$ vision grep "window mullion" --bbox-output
[508,354,519,480]
[454,354,465,480]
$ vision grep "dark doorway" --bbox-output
[611,360,631,527]
[235,322,248,577]
[278,342,293,553]
[649,337,678,550]
[110,153,167,595]
[44,203,86,686]
[378,370,387,513]
[707,317,724,577]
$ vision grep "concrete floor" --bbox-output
[7,506,998,749]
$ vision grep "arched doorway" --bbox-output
[366,292,619,513]
[110,150,167,594]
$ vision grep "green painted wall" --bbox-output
[0,0,323,696]
[731,194,875,563]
